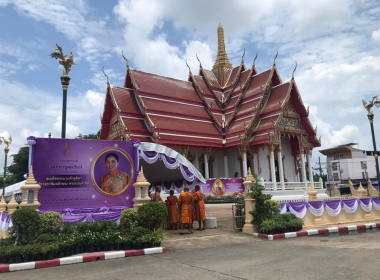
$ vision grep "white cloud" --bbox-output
[26,64,39,72]
[338,106,364,118]
[0,0,9,6]
[0,79,104,169]
[372,29,380,41]
[85,90,104,110]
[53,116,81,139]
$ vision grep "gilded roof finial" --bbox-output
[196,53,202,68]
[252,51,258,67]
[273,50,278,66]
[102,67,110,86]
[185,59,192,75]
[122,50,130,68]
[241,48,245,63]
[292,62,297,79]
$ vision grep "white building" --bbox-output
[319,143,378,189]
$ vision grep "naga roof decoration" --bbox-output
[100,25,320,149]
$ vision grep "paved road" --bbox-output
[4,230,380,280]
[3,205,380,280]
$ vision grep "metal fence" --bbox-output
[232,203,245,230]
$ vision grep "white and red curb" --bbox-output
[253,222,380,241]
[0,247,166,273]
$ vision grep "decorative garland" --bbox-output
[280,197,380,219]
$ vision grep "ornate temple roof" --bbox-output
[100,25,321,150]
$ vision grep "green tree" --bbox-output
[5,146,29,187]
[76,130,100,140]
[313,173,327,188]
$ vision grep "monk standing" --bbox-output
[193,185,206,230]
[178,187,193,234]
[166,190,178,230]
[152,186,164,203]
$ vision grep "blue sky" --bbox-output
[0,0,380,171]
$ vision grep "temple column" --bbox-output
[277,146,285,190]
[300,151,308,197]
[194,149,199,170]
[307,149,314,188]
[240,145,248,178]
[204,148,211,179]
[223,150,229,178]
[269,145,277,190]
[253,151,259,175]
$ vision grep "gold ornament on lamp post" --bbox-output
[50,44,75,139]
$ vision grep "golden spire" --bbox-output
[212,24,232,87]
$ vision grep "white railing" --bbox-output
[275,198,308,203]
[262,178,324,191]
[322,196,353,201]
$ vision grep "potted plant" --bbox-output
[120,234,131,250]
[21,244,35,263]
[151,229,165,247]
[260,219,273,234]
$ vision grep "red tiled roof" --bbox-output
[112,87,141,115]
[224,65,241,88]
[202,69,222,90]
[141,97,210,120]
[132,70,200,103]
[100,65,319,149]
[261,83,289,115]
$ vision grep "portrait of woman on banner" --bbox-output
[100,152,130,195]
[212,180,225,196]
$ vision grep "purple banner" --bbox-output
[199,178,245,197]
[33,138,138,211]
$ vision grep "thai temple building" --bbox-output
[99,25,322,197]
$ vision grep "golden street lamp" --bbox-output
[0,136,12,212]
[50,44,75,139]
[362,96,380,190]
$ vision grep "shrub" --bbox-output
[40,212,63,234]
[130,226,149,239]
[260,219,275,233]
[151,228,165,244]
[62,223,75,235]
[11,208,41,244]
[137,203,168,230]
[120,209,138,232]
[248,180,272,227]
[99,221,118,232]
[76,222,91,234]
[264,200,281,215]
[37,233,59,244]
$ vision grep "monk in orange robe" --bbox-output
[166,190,178,230]
[178,187,193,234]
[152,186,164,203]
[193,185,206,230]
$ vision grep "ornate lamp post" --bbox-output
[362,96,380,188]
[50,44,75,139]
[0,136,12,209]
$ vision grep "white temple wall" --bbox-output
[258,146,270,181]
[281,137,297,182]
[228,148,240,178]
[212,149,220,178]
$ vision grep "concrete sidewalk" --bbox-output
[162,204,260,252]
